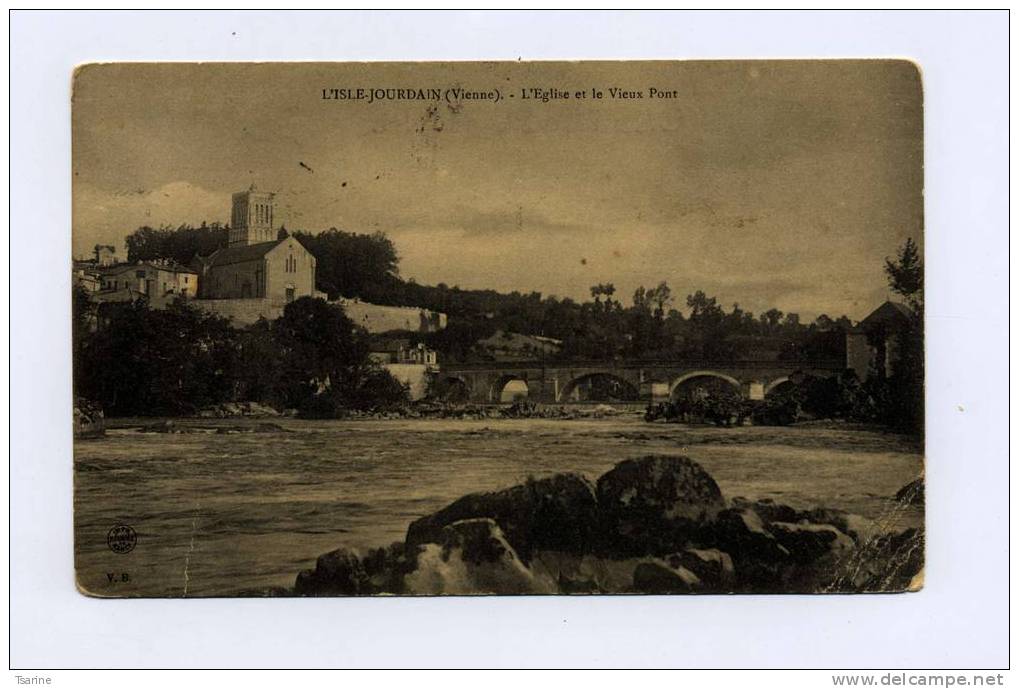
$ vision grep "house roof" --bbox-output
[99,261,198,275]
[201,239,283,267]
[859,300,914,330]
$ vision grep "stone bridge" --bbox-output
[433,359,847,404]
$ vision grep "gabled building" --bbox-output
[98,260,198,298]
[191,188,319,325]
[846,300,915,381]
[193,235,315,303]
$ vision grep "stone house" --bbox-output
[97,260,198,299]
[845,300,915,381]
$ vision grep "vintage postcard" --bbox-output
[72,61,924,597]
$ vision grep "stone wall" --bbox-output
[335,299,447,334]
[845,331,873,381]
[201,259,264,299]
[194,292,448,335]
[193,298,284,326]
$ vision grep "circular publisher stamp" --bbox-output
[107,525,137,554]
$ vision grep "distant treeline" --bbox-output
[120,223,852,364]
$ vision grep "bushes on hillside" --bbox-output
[73,293,408,417]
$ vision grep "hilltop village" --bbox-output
[72,187,918,418]
[72,188,448,399]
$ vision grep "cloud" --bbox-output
[73,181,229,257]
[452,206,596,238]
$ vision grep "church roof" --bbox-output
[201,239,284,267]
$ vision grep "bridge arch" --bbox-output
[670,371,742,400]
[764,376,792,395]
[557,372,639,403]
[491,374,531,403]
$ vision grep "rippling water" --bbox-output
[74,416,924,597]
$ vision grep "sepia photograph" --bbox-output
[70,60,925,599]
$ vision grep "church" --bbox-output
[192,188,319,314]
[187,187,446,347]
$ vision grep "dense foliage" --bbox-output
[121,223,851,364]
[73,292,407,417]
[125,223,230,264]
[290,228,401,301]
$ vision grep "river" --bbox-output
[73,415,924,597]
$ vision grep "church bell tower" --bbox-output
[229,187,277,247]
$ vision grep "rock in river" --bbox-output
[405,518,555,595]
[405,473,599,561]
[294,547,370,596]
[596,455,726,555]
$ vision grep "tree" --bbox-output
[759,308,784,333]
[684,291,730,358]
[880,238,925,434]
[814,314,835,331]
[76,297,238,416]
[648,281,673,315]
[885,237,923,310]
[273,297,407,414]
[589,283,617,311]
[293,228,400,301]
[632,285,650,311]
[125,223,229,264]
[72,285,95,396]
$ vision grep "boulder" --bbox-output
[294,547,370,596]
[404,518,554,595]
[731,498,879,547]
[801,508,881,546]
[731,497,799,524]
[360,541,417,594]
[530,551,664,593]
[596,455,726,555]
[709,508,789,558]
[631,560,701,594]
[701,508,794,591]
[666,548,735,591]
[768,521,855,564]
[405,473,599,561]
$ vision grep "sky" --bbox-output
[72,61,923,321]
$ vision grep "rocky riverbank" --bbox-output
[73,398,106,440]
[293,455,924,596]
[334,401,633,421]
